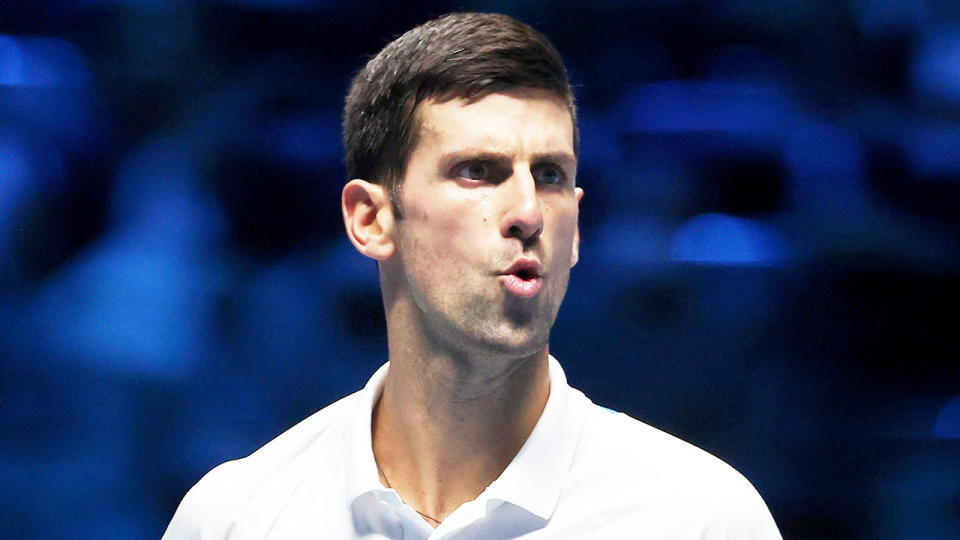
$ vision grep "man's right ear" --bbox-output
[341,179,396,260]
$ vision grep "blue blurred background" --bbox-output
[1,0,958,538]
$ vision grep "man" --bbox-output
[164,12,781,539]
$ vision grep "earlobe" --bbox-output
[342,179,396,260]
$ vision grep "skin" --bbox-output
[341,88,583,527]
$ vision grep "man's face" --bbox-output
[388,88,583,357]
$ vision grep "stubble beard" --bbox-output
[419,283,563,362]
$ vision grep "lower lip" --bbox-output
[499,274,542,298]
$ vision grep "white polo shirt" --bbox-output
[164,357,781,539]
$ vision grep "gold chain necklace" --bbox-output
[378,466,443,526]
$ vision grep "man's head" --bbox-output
[342,13,583,359]
[343,12,578,216]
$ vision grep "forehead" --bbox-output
[412,88,576,158]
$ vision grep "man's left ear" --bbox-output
[571,187,584,267]
[342,179,396,261]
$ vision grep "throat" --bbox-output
[370,353,551,527]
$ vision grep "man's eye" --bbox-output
[532,163,565,185]
[458,161,489,180]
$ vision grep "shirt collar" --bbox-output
[344,361,390,504]
[480,355,587,520]
[344,355,588,523]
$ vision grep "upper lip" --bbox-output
[500,258,543,278]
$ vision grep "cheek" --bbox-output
[400,187,493,268]
[399,215,471,275]
[548,210,579,253]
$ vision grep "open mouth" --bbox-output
[499,259,543,298]
[515,269,537,281]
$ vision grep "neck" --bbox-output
[372,317,551,527]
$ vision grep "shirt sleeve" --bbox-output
[161,462,240,540]
[702,476,782,540]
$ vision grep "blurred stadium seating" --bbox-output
[0,1,957,538]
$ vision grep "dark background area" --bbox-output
[1,1,958,538]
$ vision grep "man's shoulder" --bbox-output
[579,404,750,488]
[565,401,781,537]
[162,390,361,539]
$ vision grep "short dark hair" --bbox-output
[343,12,577,217]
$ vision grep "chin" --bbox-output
[472,321,552,358]
[437,292,548,351]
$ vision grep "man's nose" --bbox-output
[500,167,544,243]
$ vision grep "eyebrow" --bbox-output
[438,150,577,172]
